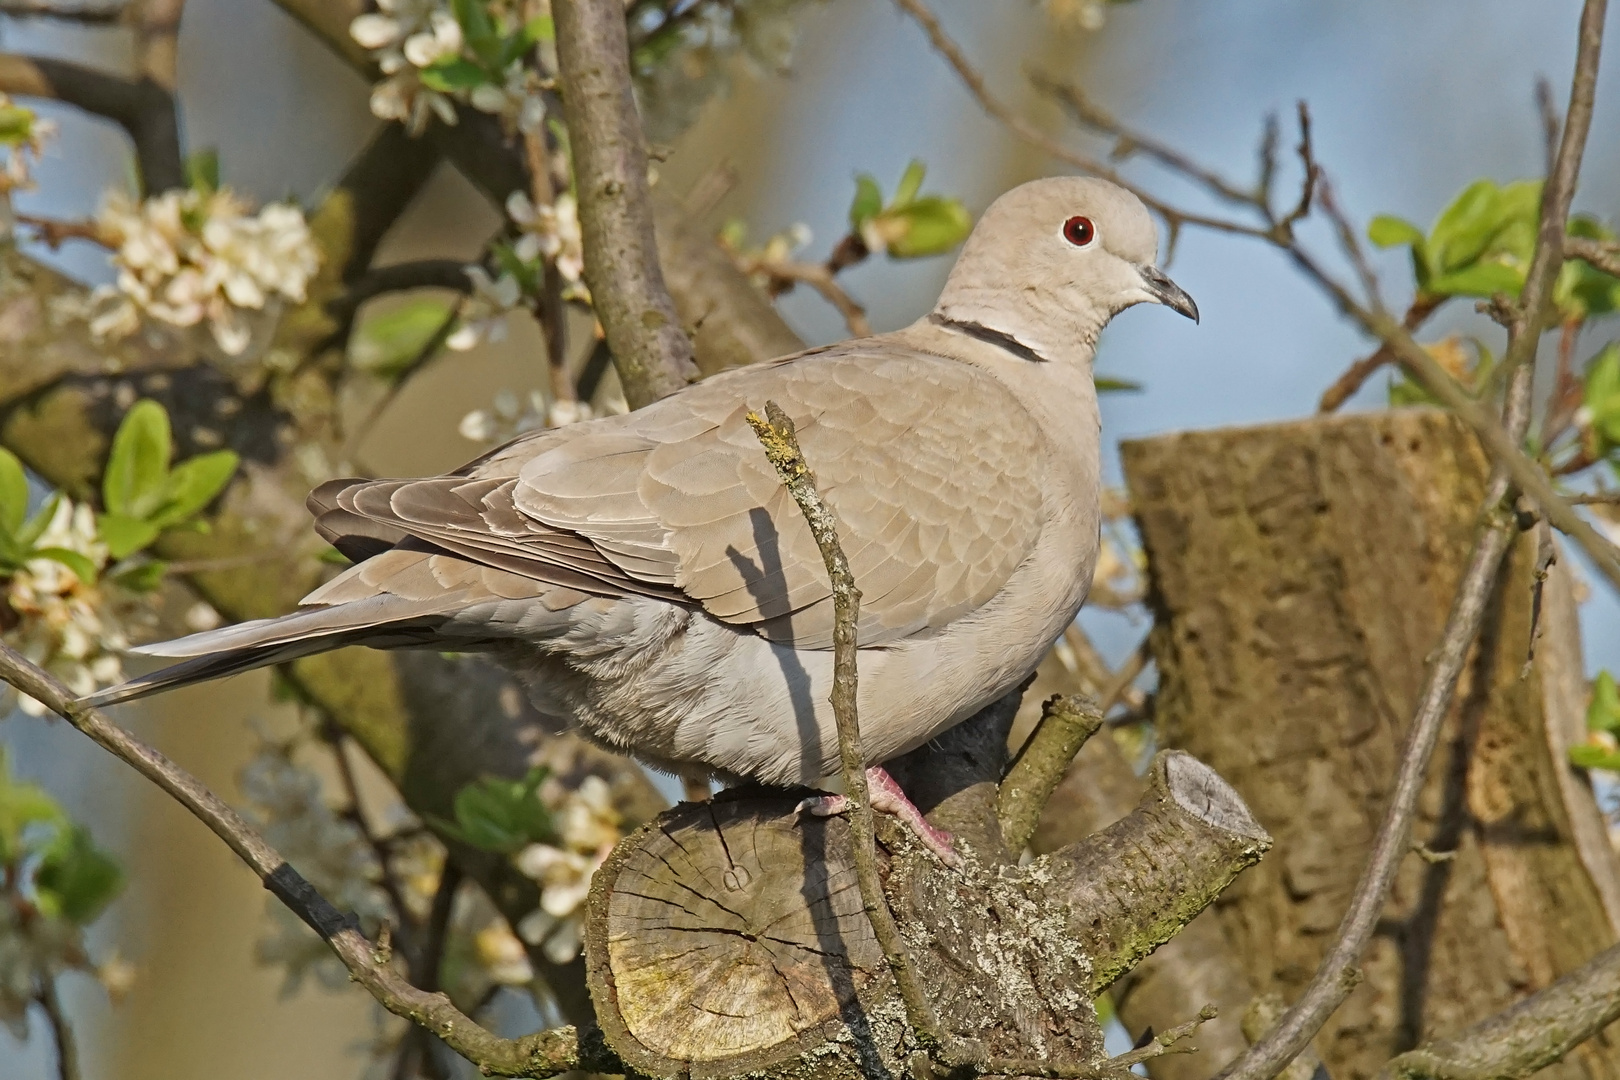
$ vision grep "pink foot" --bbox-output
[795,766,963,868]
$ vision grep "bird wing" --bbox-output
[314,344,1048,649]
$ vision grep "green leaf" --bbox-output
[103,400,172,520]
[419,58,490,93]
[32,547,99,585]
[0,747,66,864]
[1584,344,1620,447]
[1427,179,1509,273]
[0,447,28,537]
[848,174,883,231]
[350,298,457,378]
[109,558,167,593]
[15,492,60,551]
[451,0,496,43]
[1367,215,1424,249]
[185,148,220,194]
[96,514,161,561]
[1569,743,1620,772]
[885,196,974,259]
[891,160,926,209]
[148,450,238,529]
[1588,671,1620,732]
[34,824,123,923]
[1425,261,1526,298]
[1094,376,1143,393]
[432,767,555,853]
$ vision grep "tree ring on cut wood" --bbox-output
[584,790,888,1078]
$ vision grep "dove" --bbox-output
[87,176,1196,864]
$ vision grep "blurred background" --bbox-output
[3,1,1618,1076]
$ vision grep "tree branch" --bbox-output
[131,0,184,92]
[0,641,619,1079]
[1317,295,1443,413]
[553,0,699,408]
[1379,941,1620,1080]
[0,53,182,192]
[1566,235,1620,278]
[998,694,1103,853]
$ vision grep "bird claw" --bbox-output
[794,768,963,869]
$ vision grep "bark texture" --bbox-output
[1122,408,1620,1080]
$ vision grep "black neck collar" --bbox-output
[929,313,1048,363]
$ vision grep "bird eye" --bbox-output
[1062,215,1095,247]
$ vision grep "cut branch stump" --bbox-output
[584,747,1270,1080]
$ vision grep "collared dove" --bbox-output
[88,176,1196,863]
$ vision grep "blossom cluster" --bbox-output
[350,0,548,136]
[4,500,139,713]
[446,190,585,353]
[504,774,623,971]
[88,188,320,357]
[457,387,600,446]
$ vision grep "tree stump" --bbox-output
[1123,407,1620,1080]
[584,733,1272,1080]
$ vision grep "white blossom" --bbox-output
[446,266,522,351]
[507,190,584,285]
[4,499,135,712]
[510,775,622,962]
[92,188,321,357]
[458,388,599,447]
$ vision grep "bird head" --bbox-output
[934,176,1197,363]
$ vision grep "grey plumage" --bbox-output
[88,177,1196,787]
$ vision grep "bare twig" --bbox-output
[0,642,615,1079]
[1537,76,1562,181]
[984,1006,1219,1080]
[745,400,946,1047]
[889,0,1270,240]
[1566,235,1620,278]
[734,255,873,338]
[1566,491,1620,505]
[519,125,573,406]
[999,694,1104,853]
[1318,295,1443,413]
[553,0,699,409]
[1379,940,1620,1080]
[0,53,181,191]
[35,969,81,1080]
[13,214,108,249]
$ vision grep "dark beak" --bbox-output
[1139,264,1199,323]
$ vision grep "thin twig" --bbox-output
[520,124,573,406]
[1566,235,1620,278]
[35,968,81,1080]
[745,400,947,1047]
[736,256,873,338]
[13,214,108,249]
[0,641,613,1079]
[984,1006,1219,1080]
[889,0,1270,240]
[1318,295,1443,413]
[998,695,1104,853]
[1566,491,1620,505]
[553,0,699,408]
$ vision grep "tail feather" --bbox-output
[86,594,455,709]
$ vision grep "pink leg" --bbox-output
[795,766,962,868]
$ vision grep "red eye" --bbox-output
[1062,215,1095,246]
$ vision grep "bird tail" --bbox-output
[84,594,450,708]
